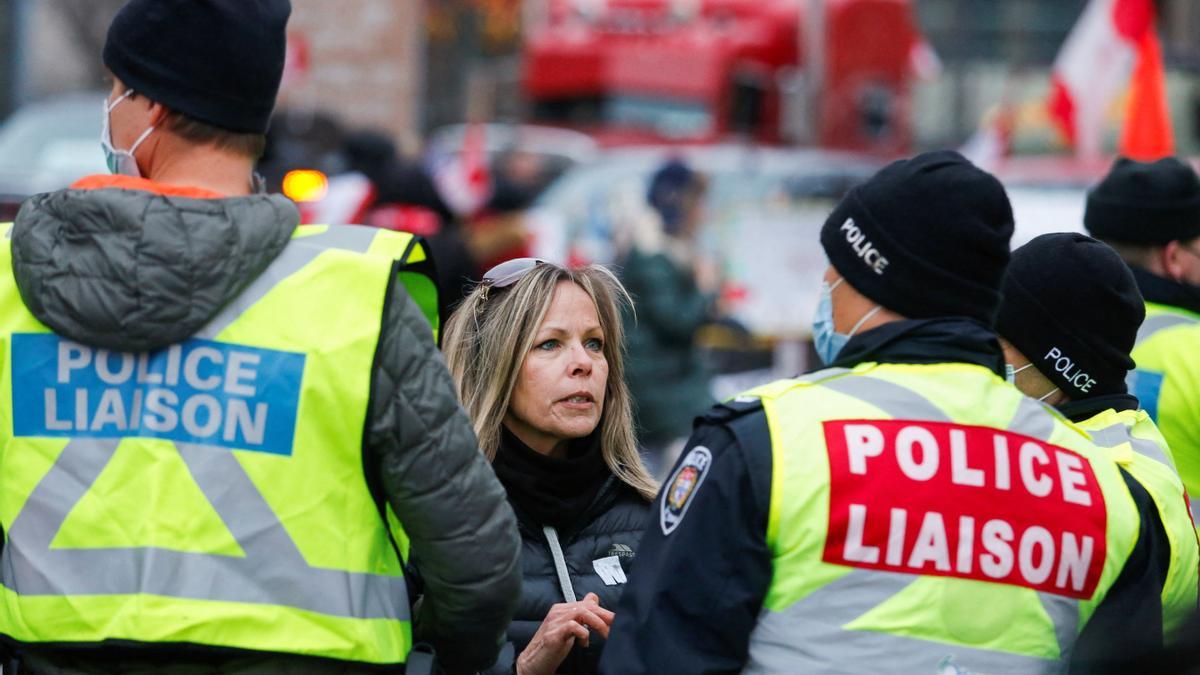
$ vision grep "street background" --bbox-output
[6,1,1200,152]
[0,0,1195,410]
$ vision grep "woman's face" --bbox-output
[505,281,609,457]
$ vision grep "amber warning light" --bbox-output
[282,169,328,203]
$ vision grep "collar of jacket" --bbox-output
[825,317,1006,376]
[70,174,227,199]
[11,176,298,352]
[508,475,635,546]
[493,427,612,531]
[1056,393,1140,424]
[1130,266,1200,316]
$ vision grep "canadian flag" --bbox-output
[1118,13,1174,159]
[1048,0,1157,159]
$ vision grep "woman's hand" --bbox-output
[516,593,614,675]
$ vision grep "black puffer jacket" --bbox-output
[487,473,650,675]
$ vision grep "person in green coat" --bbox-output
[618,160,719,464]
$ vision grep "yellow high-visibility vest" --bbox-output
[1128,302,1200,524]
[1080,407,1200,639]
[738,362,1140,673]
[0,223,422,665]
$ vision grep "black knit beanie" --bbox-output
[103,0,292,135]
[1085,157,1200,245]
[648,159,702,236]
[996,233,1144,398]
[820,150,1014,324]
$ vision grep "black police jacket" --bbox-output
[599,318,1172,675]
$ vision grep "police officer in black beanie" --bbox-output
[994,233,1196,672]
[99,0,293,187]
[1084,157,1200,538]
[996,233,1144,412]
[0,1,521,673]
[601,152,1163,674]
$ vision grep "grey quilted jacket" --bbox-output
[6,184,521,675]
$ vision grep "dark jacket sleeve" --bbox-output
[1070,468,1172,673]
[367,272,522,674]
[600,404,773,675]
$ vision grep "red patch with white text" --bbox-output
[822,420,1107,599]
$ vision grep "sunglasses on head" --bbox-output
[482,258,547,289]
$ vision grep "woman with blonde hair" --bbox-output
[443,258,657,675]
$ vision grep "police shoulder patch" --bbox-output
[660,446,713,536]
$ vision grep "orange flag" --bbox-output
[1119,22,1174,160]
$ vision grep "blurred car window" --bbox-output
[606,96,713,139]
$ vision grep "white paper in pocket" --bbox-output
[592,555,627,586]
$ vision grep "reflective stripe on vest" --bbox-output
[0,223,412,664]
[5,437,409,620]
[744,571,1064,675]
[1088,421,1175,469]
[1080,408,1200,639]
[740,363,1140,674]
[1136,311,1200,346]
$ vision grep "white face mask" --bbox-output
[100,90,155,177]
[1004,362,1033,385]
[1036,387,1061,403]
[1005,362,1059,401]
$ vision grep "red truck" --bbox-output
[523,0,926,153]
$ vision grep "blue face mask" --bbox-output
[812,277,881,365]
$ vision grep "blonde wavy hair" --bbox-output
[443,262,658,501]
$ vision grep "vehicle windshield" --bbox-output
[532,95,714,139]
[606,96,713,138]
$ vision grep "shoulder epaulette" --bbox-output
[738,367,855,402]
[701,396,764,425]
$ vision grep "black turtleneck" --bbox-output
[1057,393,1140,424]
[1131,266,1200,316]
[826,316,1007,375]
[828,316,1144,424]
[491,426,611,529]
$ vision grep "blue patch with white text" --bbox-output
[12,334,305,455]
